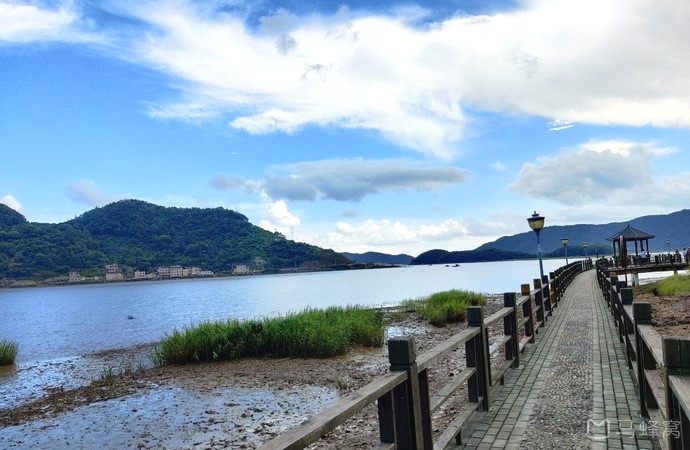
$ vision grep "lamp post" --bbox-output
[561,237,569,264]
[583,242,589,258]
[667,238,671,253]
[527,211,546,281]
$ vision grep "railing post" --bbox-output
[634,302,655,417]
[620,288,635,369]
[549,272,558,308]
[388,337,429,449]
[465,306,491,411]
[521,283,536,341]
[542,275,552,316]
[664,337,690,450]
[504,292,519,368]
[534,278,545,327]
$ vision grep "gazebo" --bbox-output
[608,224,654,258]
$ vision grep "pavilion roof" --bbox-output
[607,224,655,242]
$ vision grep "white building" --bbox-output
[105,264,124,281]
[157,267,171,278]
[69,271,85,283]
[169,265,184,278]
[233,264,250,275]
[134,270,147,279]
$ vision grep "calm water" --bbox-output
[1,259,577,363]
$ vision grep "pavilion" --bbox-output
[608,224,654,258]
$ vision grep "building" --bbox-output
[105,264,124,281]
[169,265,183,278]
[134,270,147,279]
[69,271,85,283]
[233,264,250,275]
[157,267,171,278]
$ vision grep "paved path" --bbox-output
[459,270,655,449]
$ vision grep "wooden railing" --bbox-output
[259,259,591,450]
[596,264,690,449]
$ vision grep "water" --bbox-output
[0,259,576,363]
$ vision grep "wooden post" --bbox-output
[521,283,536,341]
[664,337,690,450]
[388,337,428,449]
[465,306,490,411]
[534,278,545,327]
[620,287,635,368]
[634,303,656,417]
[549,272,558,308]
[542,275,552,317]
[504,292,519,368]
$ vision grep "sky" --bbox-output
[2,0,690,256]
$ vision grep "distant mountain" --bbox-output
[341,251,414,265]
[0,200,350,279]
[411,248,534,265]
[475,209,690,254]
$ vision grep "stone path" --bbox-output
[459,270,655,449]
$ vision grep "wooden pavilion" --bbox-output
[608,224,654,258]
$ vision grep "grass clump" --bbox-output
[401,290,485,327]
[647,274,690,296]
[0,340,18,366]
[155,306,384,365]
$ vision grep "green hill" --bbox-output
[411,248,534,265]
[0,200,349,279]
[340,251,414,265]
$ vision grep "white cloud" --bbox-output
[102,0,690,158]
[65,180,117,207]
[490,161,507,172]
[547,120,574,131]
[0,194,22,211]
[0,2,97,43]
[511,140,690,218]
[264,199,300,229]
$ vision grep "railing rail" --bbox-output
[595,262,690,450]
[259,259,592,450]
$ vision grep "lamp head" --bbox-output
[561,237,569,246]
[527,211,545,232]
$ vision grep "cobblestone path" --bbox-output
[459,270,655,449]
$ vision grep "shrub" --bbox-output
[656,274,690,296]
[0,340,18,366]
[155,306,384,365]
[402,289,485,327]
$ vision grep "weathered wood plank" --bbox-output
[484,307,513,327]
[518,316,529,328]
[518,336,530,352]
[432,398,482,450]
[489,335,511,356]
[644,369,668,416]
[490,359,513,387]
[638,325,664,366]
[258,371,407,450]
[669,375,690,419]
[430,367,476,414]
[417,327,480,371]
[515,294,530,307]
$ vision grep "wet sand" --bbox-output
[0,297,506,449]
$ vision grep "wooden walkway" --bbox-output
[261,262,690,449]
[460,270,654,449]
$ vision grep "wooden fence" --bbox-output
[596,263,690,449]
[259,260,591,450]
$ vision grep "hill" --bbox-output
[0,200,349,279]
[411,248,534,265]
[340,251,414,265]
[475,209,690,254]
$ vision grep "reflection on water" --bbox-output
[0,259,576,363]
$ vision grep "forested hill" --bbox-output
[0,200,349,279]
[340,251,414,265]
[411,248,534,265]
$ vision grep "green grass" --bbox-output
[0,340,18,366]
[155,306,384,365]
[641,274,690,296]
[401,289,486,327]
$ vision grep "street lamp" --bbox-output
[667,238,671,252]
[561,237,569,264]
[527,211,546,281]
[583,242,589,258]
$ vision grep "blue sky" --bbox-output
[2,0,690,255]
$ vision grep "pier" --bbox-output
[260,260,690,449]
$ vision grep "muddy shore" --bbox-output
[1,296,508,449]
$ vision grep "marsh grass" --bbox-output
[402,289,485,327]
[155,306,384,365]
[0,340,18,366]
[638,274,690,297]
